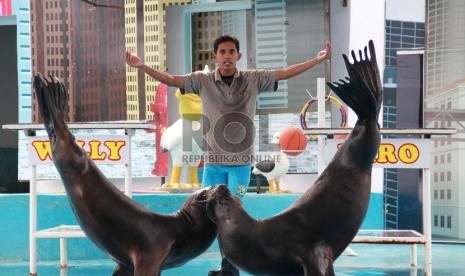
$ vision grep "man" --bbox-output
[126,35,331,275]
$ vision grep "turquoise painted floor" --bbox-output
[1,243,464,275]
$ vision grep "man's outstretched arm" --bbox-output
[125,50,185,88]
[274,41,331,81]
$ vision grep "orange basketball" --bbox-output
[279,127,307,156]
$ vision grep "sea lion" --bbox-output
[206,40,382,276]
[33,74,217,276]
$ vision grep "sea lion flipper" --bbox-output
[33,73,50,124]
[112,263,133,276]
[303,243,335,276]
[45,76,69,125]
[33,74,71,139]
[327,70,377,121]
[367,40,383,115]
[327,40,382,121]
[33,74,63,138]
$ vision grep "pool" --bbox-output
[1,193,463,275]
[1,243,464,275]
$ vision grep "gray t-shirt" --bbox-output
[184,68,277,165]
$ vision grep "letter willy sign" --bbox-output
[28,136,130,165]
[326,139,431,168]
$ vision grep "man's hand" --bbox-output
[316,41,331,62]
[125,50,143,68]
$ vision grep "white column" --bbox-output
[29,165,37,276]
[125,129,135,198]
[59,238,67,268]
[317,78,326,176]
[423,168,432,275]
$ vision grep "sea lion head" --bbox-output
[206,184,243,224]
[180,186,218,229]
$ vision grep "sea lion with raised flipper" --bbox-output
[206,40,382,276]
[33,74,217,276]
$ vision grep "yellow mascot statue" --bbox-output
[160,69,205,189]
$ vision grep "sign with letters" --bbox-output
[326,139,431,169]
[28,136,130,165]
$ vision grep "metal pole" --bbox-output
[410,244,417,267]
[423,167,432,275]
[125,129,135,198]
[29,165,37,276]
[59,238,67,268]
[317,78,326,176]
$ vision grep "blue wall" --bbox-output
[0,192,383,261]
[12,0,33,123]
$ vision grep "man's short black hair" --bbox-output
[213,35,240,54]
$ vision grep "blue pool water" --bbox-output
[1,243,465,275]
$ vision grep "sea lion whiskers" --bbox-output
[206,199,218,224]
[177,188,209,224]
[205,186,223,224]
[193,187,212,204]
[176,209,199,227]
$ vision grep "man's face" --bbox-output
[213,41,242,76]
